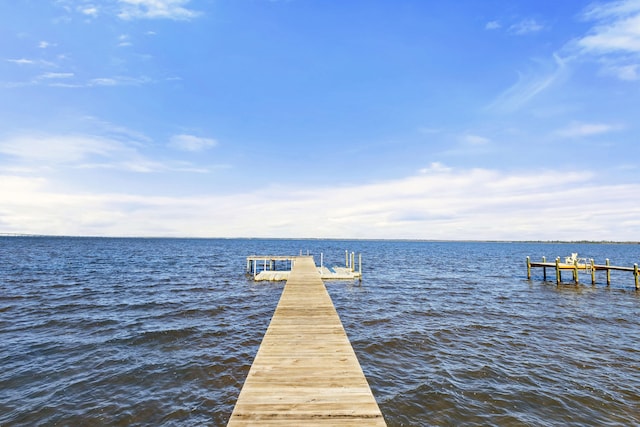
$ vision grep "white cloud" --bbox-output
[1,166,638,240]
[81,6,99,17]
[462,134,490,145]
[0,134,132,165]
[604,62,639,79]
[419,162,451,174]
[118,34,132,47]
[88,76,151,86]
[0,131,220,175]
[169,134,218,152]
[554,121,621,138]
[485,21,501,30]
[6,58,36,65]
[575,0,640,80]
[117,0,201,21]
[509,18,544,35]
[579,14,640,53]
[38,72,75,80]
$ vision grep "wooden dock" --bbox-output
[527,256,639,289]
[228,256,386,426]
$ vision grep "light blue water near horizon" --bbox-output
[1,237,639,426]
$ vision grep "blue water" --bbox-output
[1,237,639,426]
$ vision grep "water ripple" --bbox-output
[1,238,639,426]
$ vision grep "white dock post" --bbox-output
[345,250,348,268]
[359,253,362,275]
[320,252,323,270]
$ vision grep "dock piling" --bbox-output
[528,255,638,289]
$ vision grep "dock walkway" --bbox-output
[228,256,386,426]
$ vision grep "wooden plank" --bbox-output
[228,256,386,426]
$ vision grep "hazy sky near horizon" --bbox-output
[1,0,640,240]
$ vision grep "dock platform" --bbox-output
[228,256,386,426]
[247,253,362,281]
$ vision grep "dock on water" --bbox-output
[228,256,386,426]
[527,254,639,289]
[246,251,363,281]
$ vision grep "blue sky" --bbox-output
[1,0,640,240]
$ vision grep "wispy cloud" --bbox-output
[554,121,622,138]
[6,58,36,65]
[117,0,201,21]
[89,76,151,86]
[169,134,218,152]
[509,18,545,35]
[485,20,501,30]
[37,72,75,80]
[5,57,59,71]
[118,34,132,47]
[575,0,640,80]
[0,129,221,176]
[486,54,568,113]
[52,0,200,21]
[80,5,99,17]
[462,134,490,145]
[2,73,153,89]
[0,134,140,166]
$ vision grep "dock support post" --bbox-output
[606,259,611,286]
[573,260,579,285]
[320,252,323,270]
[345,250,348,268]
[555,257,561,285]
[359,253,362,276]
[527,256,531,280]
[591,259,596,285]
[351,252,355,272]
[542,256,547,281]
[634,264,639,290]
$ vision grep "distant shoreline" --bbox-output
[1,233,638,245]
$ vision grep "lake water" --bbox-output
[1,237,639,426]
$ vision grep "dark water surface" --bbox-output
[1,237,639,426]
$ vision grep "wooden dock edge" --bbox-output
[228,256,386,426]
